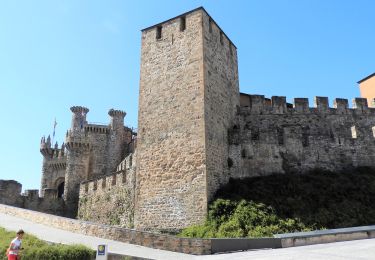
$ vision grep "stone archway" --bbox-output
[55,178,65,198]
[57,182,65,198]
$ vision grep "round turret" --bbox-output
[40,135,53,158]
[70,106,89,132]
[108,109,126,130]
[70,106,89,114]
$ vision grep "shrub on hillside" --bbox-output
[180,199,312,238]
[181,167,375,238]
[215,167,375,229]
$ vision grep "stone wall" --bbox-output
[201,11,239,202]
[0,204,211,255]
[78,153,136,228]
[0,180,67,216]
[229,95,375,177]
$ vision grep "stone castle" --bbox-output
[1,7,375,231]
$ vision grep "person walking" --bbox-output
[6,229,24,260]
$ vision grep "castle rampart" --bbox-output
[78,152,136,228]
[0,180,66,216]
[229,95,375,178]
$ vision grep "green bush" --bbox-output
[181,167,375,238]
[0,228,94,260]
[215,167,375,229]
[22,244,94,260]
[180,199,311,238]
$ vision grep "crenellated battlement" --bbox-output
[116,153,134,172]
[79,153,135,197]
[108,109,126,118]
[40,138,67,159]
[65,129,90,150]
[230,93,375,179]
[77,152,136,227]
[79,171,125,196]
[70,106,89,114]
[21,189,60,200]
[0,180,67,216]
[84,124,110,134]
[239,94,375,115]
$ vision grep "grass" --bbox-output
[0,227,95,260]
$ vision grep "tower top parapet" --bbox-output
[141,6,237,49]
[40,137,66,159]
[70,106,89,114]
[108,109,126,118]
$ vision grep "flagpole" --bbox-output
[52,118,57,147]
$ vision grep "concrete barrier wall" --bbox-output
[211,238,281,253]
[275,226,375,247]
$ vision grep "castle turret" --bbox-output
[40,137,67,197]
[70,106,89,132]
[107,109,127,175]
[109,109,126,130]
[64,106,90,216]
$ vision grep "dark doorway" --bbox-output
[57,182,64,198]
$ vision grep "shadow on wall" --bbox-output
[214,167,375,229]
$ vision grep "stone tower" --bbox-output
[61,106,132,216]
[64,106,90,215]
[107,109,127,174]
[40,135,66,198]
[135,7,239,230]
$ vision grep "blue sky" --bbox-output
[0,1,374,190]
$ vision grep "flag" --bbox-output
[53,118,57,138]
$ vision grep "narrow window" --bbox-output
[330,129,335,140]
[351,125,357,139]
[302,127,310,147]
[241,149,247,158]
[156,26,162,39]
[180,16,186,31]
[277,128,284,145]
[251,128,259,141]
[227,158,234,168]
[372,126,375,138]
[112,175,116,186]
[220,32,223,45]
[122,172,126,184]
[102,179,106,189]
[209,18,212,33]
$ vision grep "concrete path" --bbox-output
[1,212,375,260]
[0,212,193,260]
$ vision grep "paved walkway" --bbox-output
[1,212,375,260]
